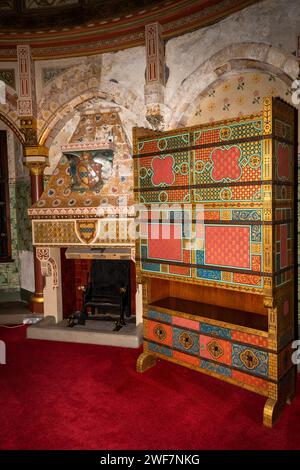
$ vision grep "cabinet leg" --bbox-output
[263,366,296,427]
[263,398,287,428]
[136,351,157,373]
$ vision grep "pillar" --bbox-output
[17,45,49,314]
[144,22,168,129]
[37,247,63,323]
[24,146,49,314]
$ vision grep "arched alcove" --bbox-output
[167,42,299,128]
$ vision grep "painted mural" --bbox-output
[33,108,134,214]
[188,72,293,127]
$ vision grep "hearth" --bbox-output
[68,259,132,331]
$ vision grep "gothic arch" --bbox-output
[0,111,24,143]
[38,85,145,147]
[37,60,145,147]
[167,42,299,128]
[0,85,24,143]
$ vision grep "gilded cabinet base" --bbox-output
[263,391,296,427]
[136,352,157,373]
[263,398,284,427]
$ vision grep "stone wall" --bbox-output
[0,124,34,300]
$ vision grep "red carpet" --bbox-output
[0,325,300,450]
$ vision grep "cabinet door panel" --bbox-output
[194,208,264,290]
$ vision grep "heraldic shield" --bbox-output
[75,220,99,244]
[65,149,113,192]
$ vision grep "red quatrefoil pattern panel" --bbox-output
[151,155,175,186]
[211,146,241,181]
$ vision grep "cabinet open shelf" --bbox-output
[149,296,268,332]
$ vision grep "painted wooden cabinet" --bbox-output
[133,97,297,427]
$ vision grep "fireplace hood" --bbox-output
[29,109,135,248]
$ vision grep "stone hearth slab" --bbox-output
[27,316,143,348]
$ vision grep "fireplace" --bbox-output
[27,108,143,346]
[61,249,136,326]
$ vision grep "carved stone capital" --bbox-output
[24,144,49,175]
[25,161,48,176]
[19,117,38,146]
[144,83,165,105]
[145,102,171,131]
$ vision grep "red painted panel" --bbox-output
[173,350,199,366]
[231,331,268,348]
[169,250,190,275]
[232,370,268,392]
[152,155,174,186]
[172,316,199,331]
[146,320,173,347]
[200,335,232,365]
[205,226,250,268]
[233,273,261,286]
[148,223,182,261]
[211,146,241,181]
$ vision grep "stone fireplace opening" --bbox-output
[61,248,136,322]
[27,245,143,348]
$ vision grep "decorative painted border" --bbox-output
[0,0,261,60]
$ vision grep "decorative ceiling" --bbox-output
[0,0,262,60]
[0,0,164,30]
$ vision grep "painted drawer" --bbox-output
[172,327,199,355]
[145,319,173,347]
[199,334,232,365]
[232,344,269,378]
[145,308,270,379]
[145,338,270,395]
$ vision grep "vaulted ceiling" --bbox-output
[0,0,164,30]
[0,0,262,60]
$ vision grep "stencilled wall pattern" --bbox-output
[187,73,293,127]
